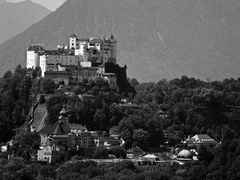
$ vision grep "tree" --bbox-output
[166,125,184,146]
[198,145,214,165]
[93,148,109,159]
[112,160,136,173]
[39,95,46,104]
[121,128,133,149]
[132,129,150,151]
[146,119,165,148]
[186,165,207,180]
[22,151,31,161]
[40,78,56,94]
[39,166,56,180]
[130,78,139,87]
[93,109,107,130]
[108,147,126,158]
[46,95,66,123]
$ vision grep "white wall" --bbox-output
[69,37,77,49]
[40,55,46,77]
[26,50,39,69]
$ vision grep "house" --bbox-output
[76,132,96,149]
[39,118,89,148]
[69,123,87,134]
[38,108,95,163]
[91,131,106,147]
[39,124,56,147]
[37,145,65,164]
[188,134,217,147]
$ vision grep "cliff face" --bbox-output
[0,0,50,45]
[0,0,240,81]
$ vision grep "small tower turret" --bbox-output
[110,34,117,64]
[69,34,77,50]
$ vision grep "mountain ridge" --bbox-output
[0,0,50,45]
[0,0,240,82]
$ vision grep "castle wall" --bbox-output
[45,71,70,85]
[26,50,40,69]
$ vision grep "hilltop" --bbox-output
[0,0,50,45]
[0,0,240,81]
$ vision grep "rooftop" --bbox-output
[27,45,45,52]
[31,104,48,132]
[69,123,87,131]
[89,38,104,44]
[53,121,70,135]
[40,120,70,135]
[70,34,77,38]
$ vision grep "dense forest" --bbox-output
[0,65,240,179]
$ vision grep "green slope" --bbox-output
[0,0,240,81]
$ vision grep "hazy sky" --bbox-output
[8,0,66,10]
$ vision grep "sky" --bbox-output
[7,0,66,10]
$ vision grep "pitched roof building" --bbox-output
[188,134,217,146]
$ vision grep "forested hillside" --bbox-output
[1,0,240,81]
[1,65,240,179]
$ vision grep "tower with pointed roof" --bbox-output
[70,34,78,49]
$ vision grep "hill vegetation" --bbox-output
[1,0,240,81]
[0,65,240,179]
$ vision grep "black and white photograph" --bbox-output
[0,0,239,179]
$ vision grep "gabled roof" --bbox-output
[70,34,77,38]
[89,38,103,44]
[190,134,217,144]
[39,120,70,135]
[31,104,48,132]
[53,121,70,135]
[196,134,213,140]
[69,123,87,131]
[39,124,55,134]
[110,34,115,40]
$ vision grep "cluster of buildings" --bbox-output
[37,107,122,163]
[26,34,123,89]
[171,134,218,164]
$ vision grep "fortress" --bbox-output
[26,34,125,89]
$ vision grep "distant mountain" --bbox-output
[0,0,240,82]
[0,0,50,44]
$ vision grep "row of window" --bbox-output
[72,73,102,77]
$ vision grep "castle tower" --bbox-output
[26,45,44,69]
[69,34,77,49]
[110,34,117,64]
